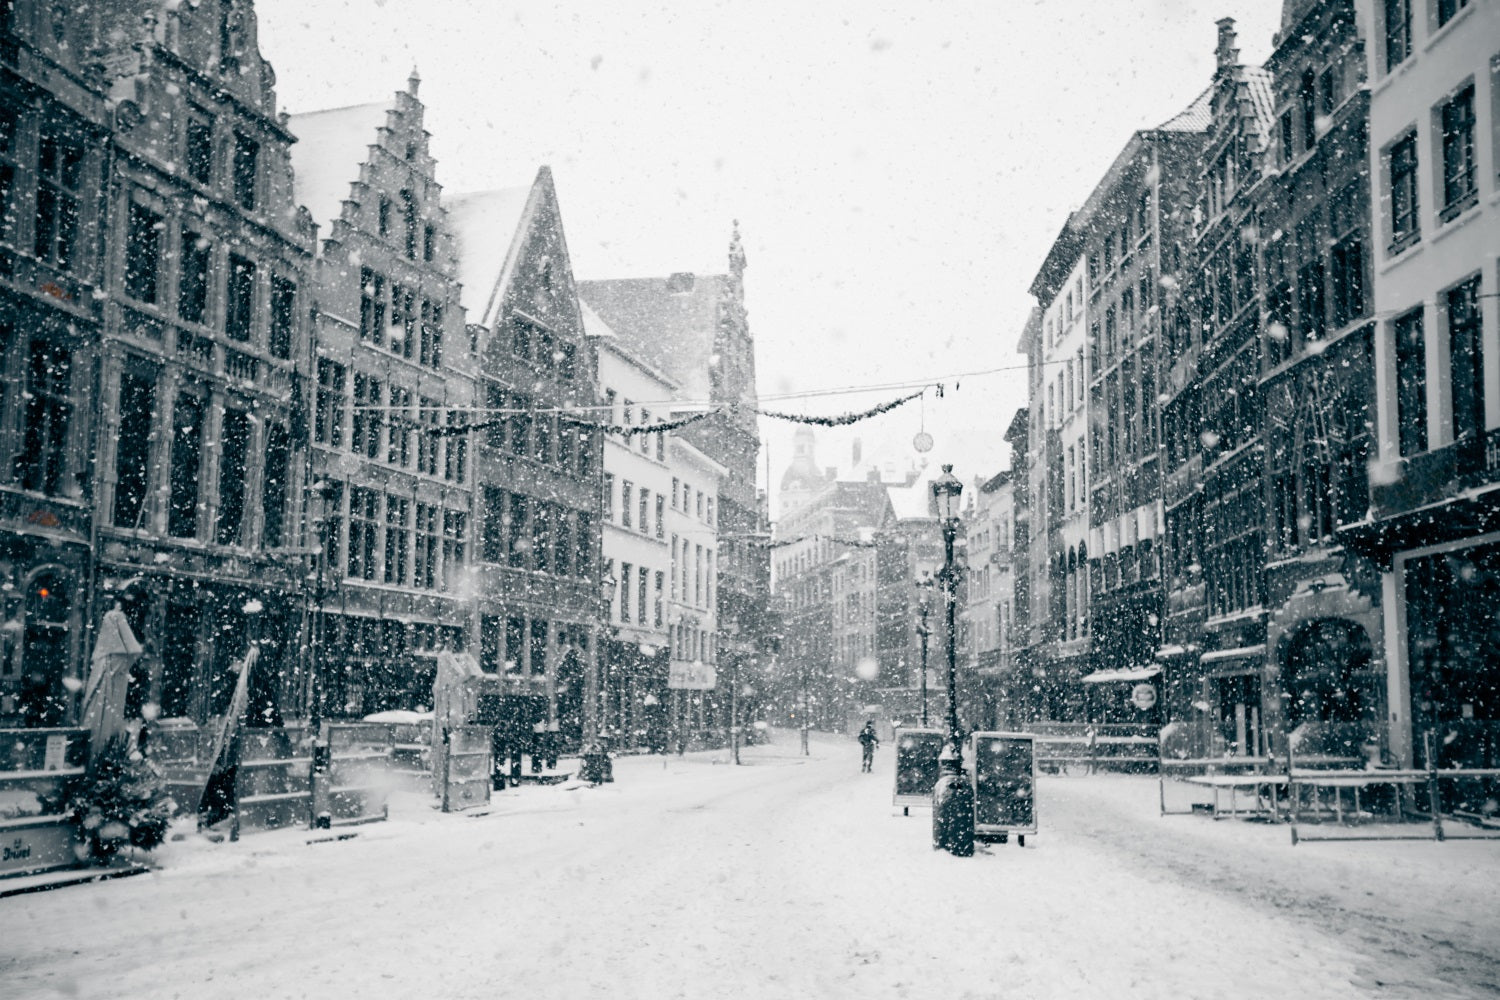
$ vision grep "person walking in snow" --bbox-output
[858,720,880,773]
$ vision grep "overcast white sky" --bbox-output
[257,0,1283,510]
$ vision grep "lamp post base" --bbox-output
[932,758,974,857]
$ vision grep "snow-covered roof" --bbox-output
[1242,67,1277,132]
[1081,666,1160,684]
[444,185,536,326]
[579,298,618,340]
[576,275,729,403]
[288,101,392,233]
[1155,85,1213,133]
[886,478,935,521]
[1199,644,1266,664]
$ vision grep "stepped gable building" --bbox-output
[1344,0,1500,770]
[0,1,112,727]
[446,169,601,745]
[288,72,476,718]
[94,0,316,726]
[1159,19,1277,755]
[577,231,770,718]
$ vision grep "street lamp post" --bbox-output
[930,465,973,857]
[916,578,932,729]
[305,480,337,828]
[583,571,618,783]
[724,620,741,765]
[799,642,810,757]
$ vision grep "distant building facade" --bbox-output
[666,434,724,742]
[962,470,1016,727]
[593,316,677,747]
[579,233,769,735]
[1255,0,1381,760]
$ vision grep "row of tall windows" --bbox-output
[374,188,436,264]
[669,624,716,664]
[318,363,466,483]
[668,535,713,609]
[120,199,298,360]
[479,486,593,578]
[615,564,663,627]
[483,384,594,478]
[104,373,291,547]
[507,315,578,381]
[358,267,446,369]
[478,614,581,676]
[1386,82,1477,253]
[669,476,715,524]
[1394,274,1485,459]
[333,486,467,589]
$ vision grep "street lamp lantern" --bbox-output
[931,464,963,521]
[930,464,973,856]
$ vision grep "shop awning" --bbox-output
[1081,666,1161,684]
[1200,644,1265,678]
[1199,644,1265,664]
[1154,644,1190,660]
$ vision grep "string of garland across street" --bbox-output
[419,386,935,438]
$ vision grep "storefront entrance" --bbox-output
[1214,672,1261,757]
[1284,618,1371,727]
[1405,543,1500,770]
[16,570,73,727]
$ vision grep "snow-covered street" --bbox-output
[6,732,1499,1000]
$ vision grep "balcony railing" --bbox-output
[1370,430,1500,520]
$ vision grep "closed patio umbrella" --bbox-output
[81,606,144,756]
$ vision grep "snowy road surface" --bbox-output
[6,731,1499,999]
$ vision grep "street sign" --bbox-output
[1131,684,1157,711]
[972,731,1037,841]
[893,727,945,810]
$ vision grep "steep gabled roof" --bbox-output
[1156,85,1213,132]
[443,184,538,326]
[576,275,730,403]
[288,100,393,233]
[886,477,937,522]
[1242,67,1277,131]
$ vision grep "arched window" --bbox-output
[20,569,72,727]
[1285,619,1370,725]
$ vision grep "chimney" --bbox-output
[1215,18,1239,70]
[866,468,881,483]
[851,437,862,468]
